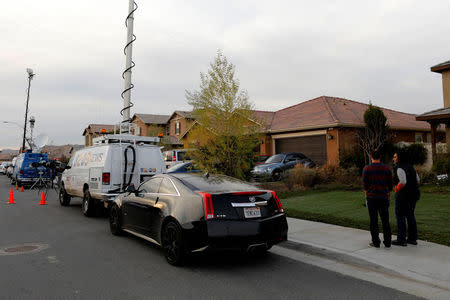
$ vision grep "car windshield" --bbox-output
[167,162,188,172]
[174,174,258,193]
[265,154,285,164]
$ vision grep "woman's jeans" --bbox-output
[395,193,418,242]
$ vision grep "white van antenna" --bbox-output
[120,0,137,132]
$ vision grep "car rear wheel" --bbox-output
[109,205,122,235]
[161,221,186,266]
[82,190,95,217]
[59,185,71,206]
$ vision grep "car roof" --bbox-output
[168,173,260,193]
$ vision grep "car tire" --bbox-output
[161,221,186,266]
[82,190,95,217]
[272,170,282,181]
[59,185,71,206]
[109,204,123,236]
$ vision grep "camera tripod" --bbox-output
[30,169,55,197]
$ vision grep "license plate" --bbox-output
[244,207,261,218]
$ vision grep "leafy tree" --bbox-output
[358,104,391,161]
[185,51,261,179]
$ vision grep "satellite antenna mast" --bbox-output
[121,0,137,133]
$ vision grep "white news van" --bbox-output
[59,134,166,216]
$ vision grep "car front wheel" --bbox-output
[272,170,282,181]
[109,205,123,235]
[161,221,186,266]
[59,185,71,206]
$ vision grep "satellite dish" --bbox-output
[34,134,49,149]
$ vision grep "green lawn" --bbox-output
[280,190,450,246]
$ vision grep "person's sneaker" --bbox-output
[384,242,391,248]
[392,240,407,247]
[407,240,418,245]
[369,242,380,248]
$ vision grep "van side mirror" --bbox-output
[126,185,136,193]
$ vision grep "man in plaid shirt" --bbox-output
[362,150,393,248]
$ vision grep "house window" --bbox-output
[415,133,423,143]
[427,133,431,143]
[175,121,180,135]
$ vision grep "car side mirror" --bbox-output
[65,165,71,170]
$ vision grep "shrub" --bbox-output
[433,153,450,175]
[315,164,340,184]
[282,164,316,190]
[394,143,428,166]
[339,149,365,172]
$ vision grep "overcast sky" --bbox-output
[1,0,449,149]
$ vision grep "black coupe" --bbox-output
[109,173,288,265]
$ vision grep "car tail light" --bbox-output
[232,191,265,196]
[102,172,110,185]
[20,170,24,175]
[172,155,176,161]
[198,192,214,220]
[269,190,284,213]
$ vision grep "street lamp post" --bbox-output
[22,68,35,152]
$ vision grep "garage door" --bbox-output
[275,135,327,165]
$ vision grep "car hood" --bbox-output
[253,162,280,170]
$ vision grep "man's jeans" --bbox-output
[367,198,392,246]
[395,193,418,242]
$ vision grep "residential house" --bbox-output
[180,96,444,165]
[82,124,115,147]
[131,113,170,137]
[416,61,450,160]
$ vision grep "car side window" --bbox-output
[285,154,295,162]
[158,178,178,195]
[140,178,163,194]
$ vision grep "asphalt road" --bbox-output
[0,176,418,300]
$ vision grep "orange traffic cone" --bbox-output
[20,186,24,192]
[15,184,19,190]
[39,192,47,205]
[8,188,15,204]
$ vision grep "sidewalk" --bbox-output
[284,217,450,299]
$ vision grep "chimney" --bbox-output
[431,61,450,108]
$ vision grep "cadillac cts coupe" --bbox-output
[109,173,288,265]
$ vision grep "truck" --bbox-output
[59,134,166,216]
[11,150,52,186]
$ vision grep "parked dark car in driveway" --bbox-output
[109,173,288,265]
[251,152,316,181]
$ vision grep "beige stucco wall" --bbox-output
[442,70,450,107]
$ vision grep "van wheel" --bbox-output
[59,185,71,206]
[82,190,95,217]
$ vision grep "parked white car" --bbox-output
[163,149,191,169]
[0,162,9,174]
[59,134,166,216]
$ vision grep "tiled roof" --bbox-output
[416,106,450,121]
[250,110,276,130]
[269,96,430,132]
[175,111,194,119]
[431,61,450,73]
[83,124,115,135]
[134,113,170,125]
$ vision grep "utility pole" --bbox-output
[22,68,35,152]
